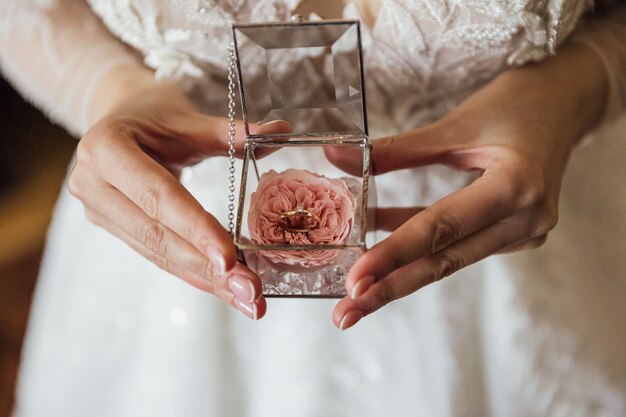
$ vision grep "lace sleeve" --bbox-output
[0,0,144,136]
[572,3,626,122]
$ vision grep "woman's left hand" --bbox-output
[332,42,610,330]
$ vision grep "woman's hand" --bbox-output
[332,41,611,330]
[68,72,290,320]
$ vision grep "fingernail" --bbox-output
[228,275,256,303]
[206,247,226,276]
[257,119,293,130]
[234,297,258,320]
[339,310,364,331]
[350,275,375,300]
[257,119,288,127]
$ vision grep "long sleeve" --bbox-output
[0,0,144,136]
[572,3,626,123]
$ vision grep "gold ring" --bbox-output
[278,206,321,233]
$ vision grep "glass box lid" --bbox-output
[232,19,368,139]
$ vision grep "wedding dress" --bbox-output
[1,1,625,416]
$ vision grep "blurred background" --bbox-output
[0,76,75,415]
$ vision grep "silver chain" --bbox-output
[226,42,238,235]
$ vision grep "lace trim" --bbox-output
[84,0,593,128]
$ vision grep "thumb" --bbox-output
[323,143,367,176]
[323,124,452,176]
[246,120,293,158]
[250,119,293,136]
[192,116,292,157]
[371,124,454,175]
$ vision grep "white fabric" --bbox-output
[0,0,140,136]
[2,0,625,416]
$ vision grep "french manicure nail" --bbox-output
[206,247,226,276]
[339,310,364,331]
[234,297,258,320]
[257,119,287,127]
[350,275,375,300]
[228,275,256,303]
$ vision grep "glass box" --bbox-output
[232,19,375,298]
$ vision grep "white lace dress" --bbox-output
[1,1,625,416]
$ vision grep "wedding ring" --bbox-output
[278,206,321,233]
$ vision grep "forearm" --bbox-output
[510,2,626,147]
[498,39,610,153]
[0,0,148,136]
[87,64,159,126]
[447,5,625,172]
[572,3,626,123]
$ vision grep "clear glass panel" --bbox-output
[234,139,373,297]
[233,21,366,137]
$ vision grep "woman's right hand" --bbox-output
[68,76,291,320]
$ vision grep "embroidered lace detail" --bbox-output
[85,0,591,132]
[0,0,593,134]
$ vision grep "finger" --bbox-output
[324,126,453,177]
[85,207,234,301]
[323,143,368,176]
[376,207,426,231]
[90,207,268,320]
[345,170,519,295]
[79,175,264,302]
[498,234,548,253]
[94,135,237,272]
[84,191,267,320]
[334,218,526,329]
[198,117,293,157]
[234,295,267,321]
[370,124,459,175]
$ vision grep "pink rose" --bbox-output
[248,169,357,271]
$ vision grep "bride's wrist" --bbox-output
[497,40,610,150]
